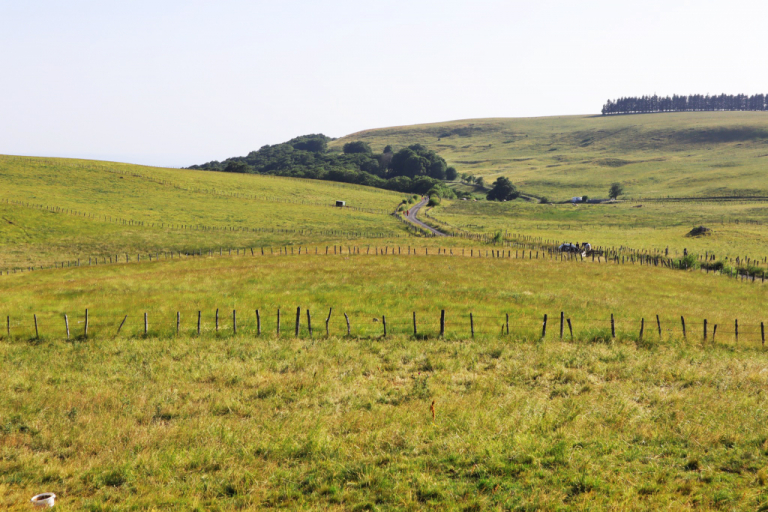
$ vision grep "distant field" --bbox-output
[331,112,768,200]
[426,199,768,260]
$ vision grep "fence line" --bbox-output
[3,308,765,348]
[3,242,767,288]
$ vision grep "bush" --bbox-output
[446,166,458,181]
[428,195,440,207]
[678,254,698,270]
[540,197,549,204]
[582,195,589,202]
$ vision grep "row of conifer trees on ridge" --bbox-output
[602,94,768,115]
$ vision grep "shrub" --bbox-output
[428,195,440,207]
[540,197,549,204]
[678,254,698,270]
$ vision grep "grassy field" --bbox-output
[331,111,768,201]
[1,251,765,345]
[425,199,768,261]
[4,112,768,509]
[0,156,412,270]
[2,255,768,510]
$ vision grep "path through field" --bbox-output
[405,197,446,236]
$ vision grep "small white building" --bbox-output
[571,197,582,203]
[335,200,346,207]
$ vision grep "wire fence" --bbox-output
[3,309,765,348]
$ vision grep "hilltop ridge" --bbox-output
[330,112,768,200]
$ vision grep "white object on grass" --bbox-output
[30,493,56,508]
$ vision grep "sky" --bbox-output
[1,0,767,167]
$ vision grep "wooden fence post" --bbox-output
[233,310,237,334]
[681,316,686,339]
[277,309,281,336]
[215,309,219,332]
[176,312,180,334]
[197,311,201,335]
[440,310,445,338]
[656,315,661,337]
[344,313,350,336]
[413,312,417,337]
[761,322,765,348]
[610,314,615,339]
[6,316,9,338]
[295,307,301,337]
[713,324,717,343]
[567,318,573,339]
[325,307,332,337]
[639,318,644,341]
[256,310,261,335]
[542,314,548,339]
[506,313,509,335]
[382,315,387,337]
[144,312,148,335]
[470,313,474,338]
[117,315,127,335]
[64,314,70,340]
[307,309,312,337]
[704,319,707,342]
[34,314,39,339]
[735,319,738,344]
[560,311,564,339]
[85,309,89,338]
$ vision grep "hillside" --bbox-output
[330,112,768,200]
[0,155,410,271]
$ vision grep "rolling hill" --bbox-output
[330,111,768,200]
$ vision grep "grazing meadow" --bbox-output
[3,111,768,509]
[2,253,768,510]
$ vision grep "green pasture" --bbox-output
[0,156,414,270]
[2,254,768,509]
[331,111,768,200]
[426,199,768,260]
[1,252,764,344]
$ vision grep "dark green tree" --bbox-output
[342,141,372,154]
[486,177,520,201]
[609,182,624,199]
[224,160,250,173]
[446,166,458,181]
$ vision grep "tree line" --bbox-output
[602,94,768,115]
[187,135,463,199]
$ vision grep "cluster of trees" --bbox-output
[187,135,459,197]
[486,177,520,201]
[459,174,484,187]
[602,94,768,115]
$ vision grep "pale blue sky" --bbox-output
[1,0,766,166]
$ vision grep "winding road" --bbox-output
[403,197,446,236]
